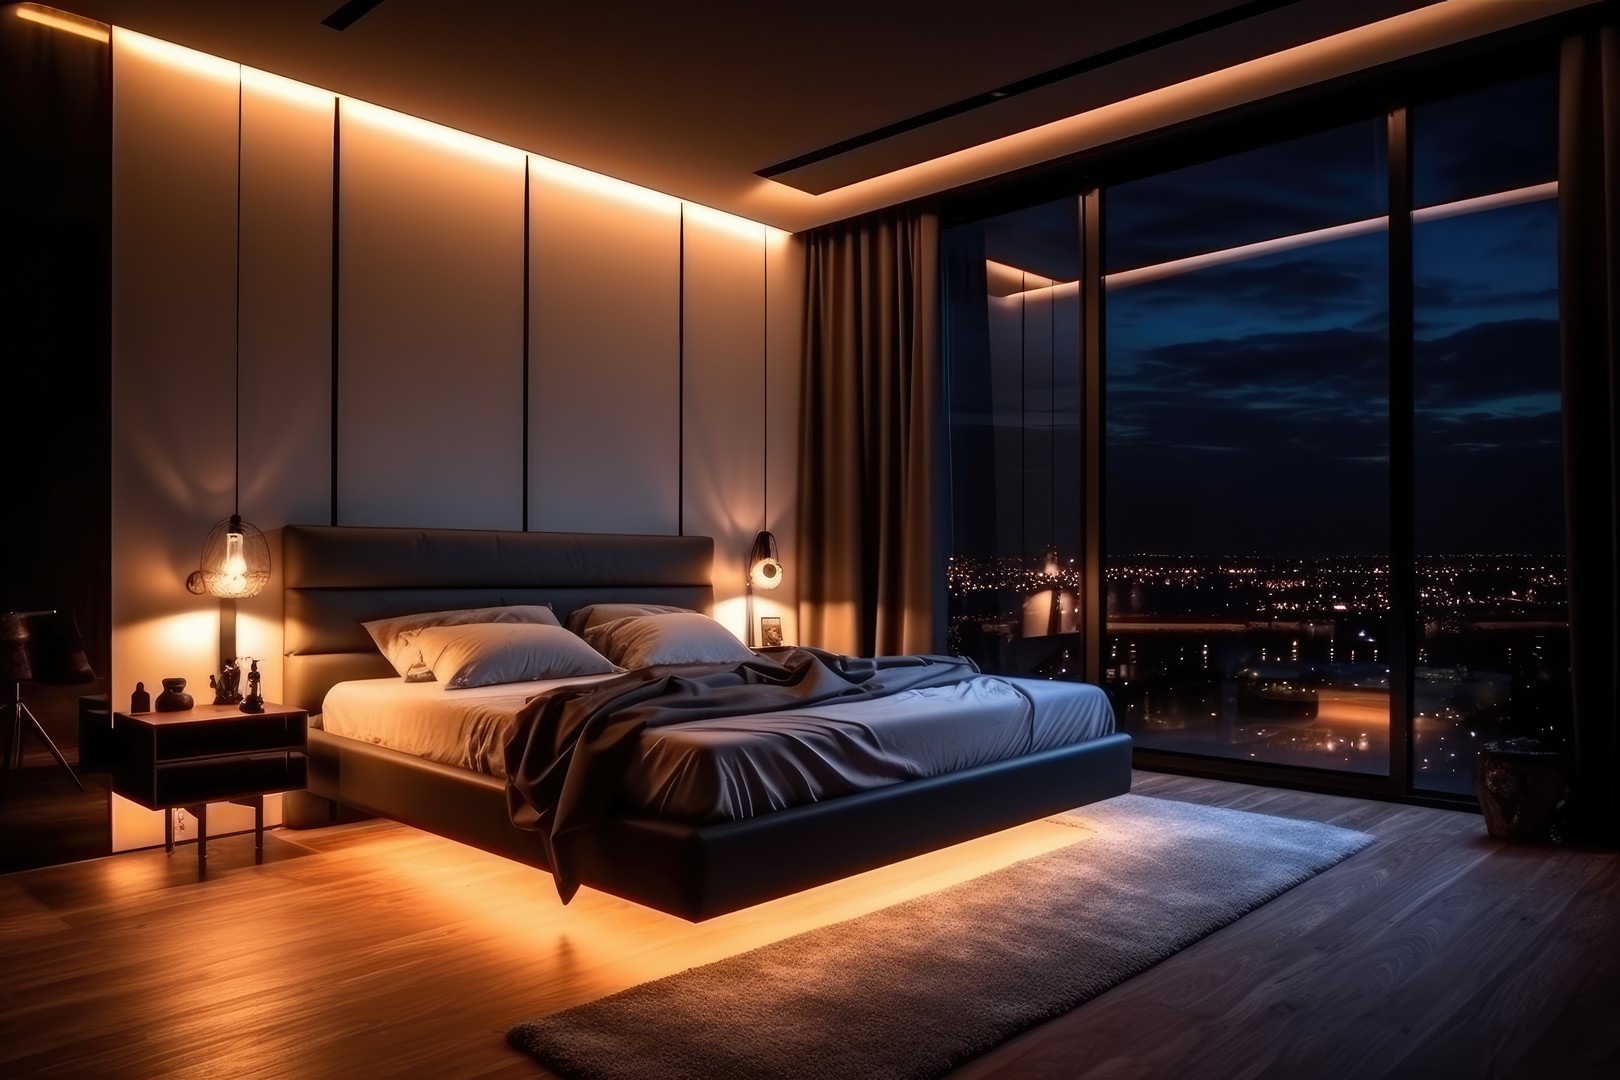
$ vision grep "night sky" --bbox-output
[948,72,1562,561]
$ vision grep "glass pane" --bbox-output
[1413,196,1568,795]
[1106,120,1386,273]
[1104,125,1390,774]
[1412,72,1557,209]
[944,198,1083,677]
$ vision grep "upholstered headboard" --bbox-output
[281,525,714,714]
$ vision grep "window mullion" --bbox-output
[1387,106,1417,797]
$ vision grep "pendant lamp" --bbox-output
[185,73,270,608]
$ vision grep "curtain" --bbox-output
[798,207,941,657]
[1559,22,1620,842]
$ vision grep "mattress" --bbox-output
[320,674,619,776]
[320,673,1115,824]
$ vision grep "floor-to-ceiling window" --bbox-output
[1103,120,1391,775]
[942,63,1570,802]
[943,199,1082,676]
[1409,73,1567,795]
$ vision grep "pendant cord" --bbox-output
[234,68,243,518]
[761,229,768,531]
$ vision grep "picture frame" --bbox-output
[760,616,783,648]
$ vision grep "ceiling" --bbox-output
[57,1,1579,230]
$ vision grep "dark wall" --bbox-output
[0,17,112,673]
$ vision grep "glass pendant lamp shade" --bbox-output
[747,530,783,591]
[197,514,270,598]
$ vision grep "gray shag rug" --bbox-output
[508,793,1372,1080]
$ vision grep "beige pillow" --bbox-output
[584,612,754,669]
[412,623,621,689]
[564,602,693,636]
[364,604,560,680]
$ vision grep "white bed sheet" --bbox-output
[319,674,618,777]
[319,673,1115,823]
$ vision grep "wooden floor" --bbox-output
[0,772,1615,1079]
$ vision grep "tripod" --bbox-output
[1,609,92,808]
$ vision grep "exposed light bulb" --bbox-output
[223,530,247,588]
[750,557,783,590]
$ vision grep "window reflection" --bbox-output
[944,198,1082,678]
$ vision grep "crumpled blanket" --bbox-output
[503,647,978,902]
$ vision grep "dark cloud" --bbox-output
[1415,318,1559,406]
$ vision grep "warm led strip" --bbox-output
[15,2,108,41]
[988,181,1560,296]
[22,7,784,239]
[1107,181,1559,290]
[780,0,1588,230]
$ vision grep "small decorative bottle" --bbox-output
[131,681,151,713]
[240,658,264,714]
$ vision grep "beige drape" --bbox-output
[797,208,941,657]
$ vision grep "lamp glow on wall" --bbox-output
[745,530,783,648]
[182,70,270,675]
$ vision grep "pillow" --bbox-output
[565,602,693,636]
[364,604,561,680]
[412,623,621,689]
[584,612,755,669]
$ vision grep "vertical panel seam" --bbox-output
[522,155,531,531]
[762,226,769,528]
[678,204,685,537]
[1388,105,1417,798]
[330,98,342,526]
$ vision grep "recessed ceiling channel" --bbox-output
[758,0,1429,195]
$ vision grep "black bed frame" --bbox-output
[280,524,1132,921]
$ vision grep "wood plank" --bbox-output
[0,772,1614,1079]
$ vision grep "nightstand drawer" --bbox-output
[147,713,305,759]
[132,750,307,809]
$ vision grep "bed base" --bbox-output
[289,728,1133,921]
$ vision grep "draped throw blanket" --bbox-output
[799,208,943,657]
[1560,23,1620,842]
[504,648,978,902]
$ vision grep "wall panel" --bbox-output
[109,33,240,851]
[765,231,804,644]
[682,209,766,640]
[109,33,237,715]
[336,105,525,529]
[236,73,335,703]
[529,165,680,533]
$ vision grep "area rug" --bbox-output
[508,793,1372,1080]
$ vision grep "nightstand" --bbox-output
[112,703,307,879]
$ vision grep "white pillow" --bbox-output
[583,612,755,669]
[363,604,560,680]
[412,623,621,689]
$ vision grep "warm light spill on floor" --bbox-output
[356,814,1093,1012]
